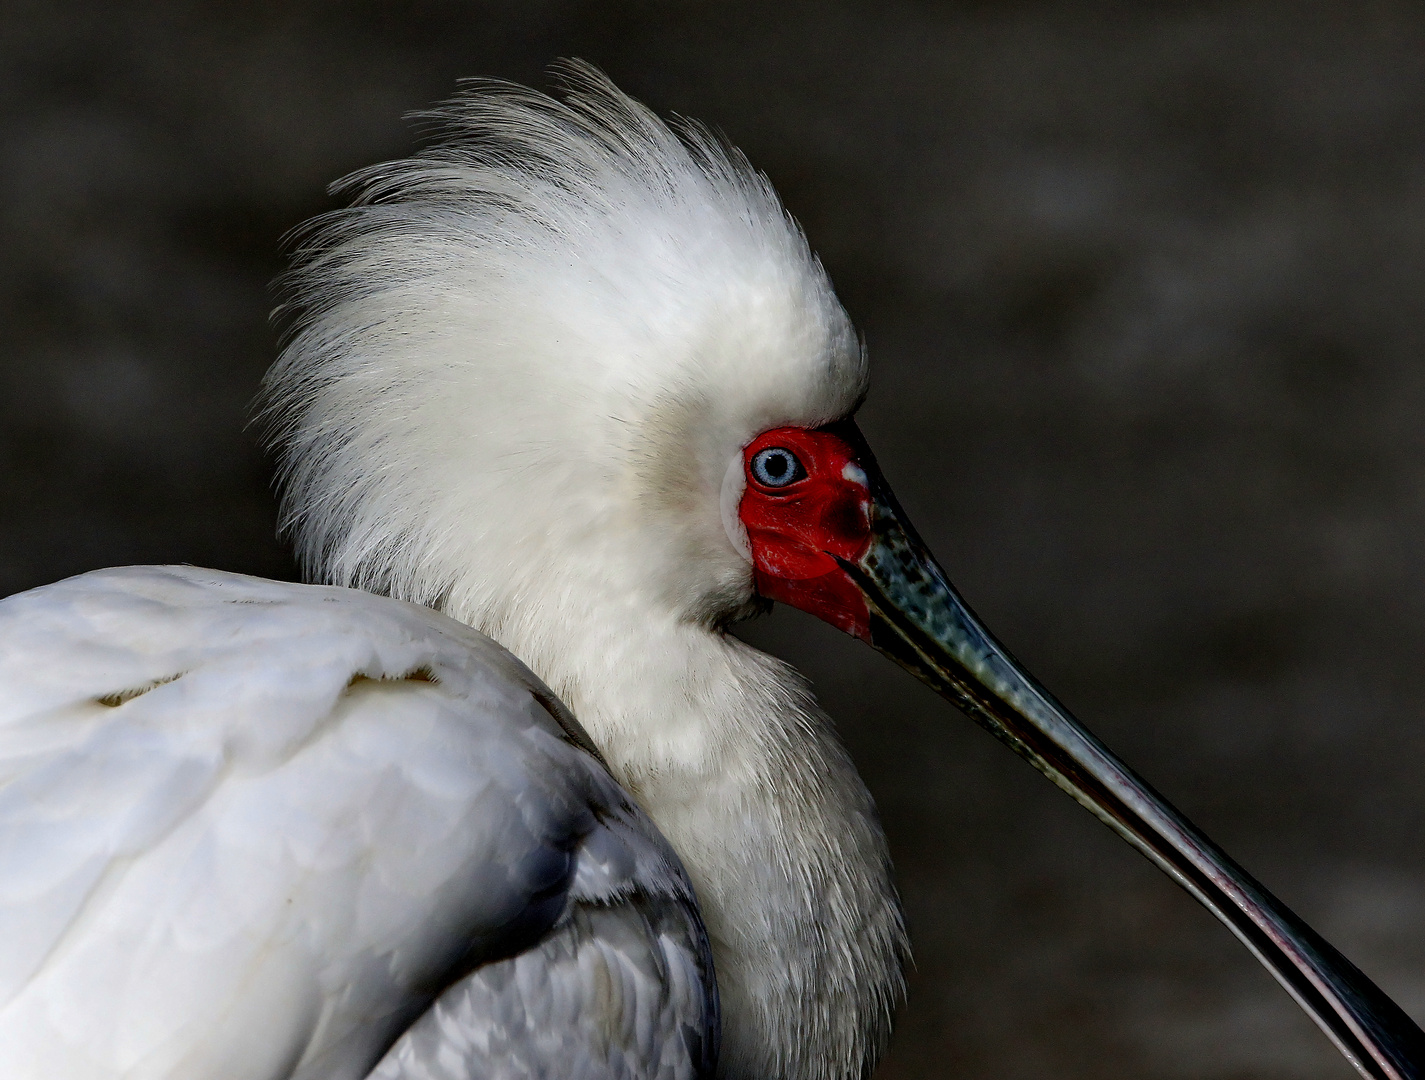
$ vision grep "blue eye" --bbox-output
[750,447,805,488]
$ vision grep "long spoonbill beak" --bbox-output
[736,419,1425,1080]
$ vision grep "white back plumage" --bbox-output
[0,566,714,1079]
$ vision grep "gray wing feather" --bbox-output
[370,802,718,1080]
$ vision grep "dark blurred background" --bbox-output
[4,1,1425,1077]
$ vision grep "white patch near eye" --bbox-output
[842,461,868,487]
[721,451,752,563]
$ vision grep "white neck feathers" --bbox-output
[457,587,906,1080]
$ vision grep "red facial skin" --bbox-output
[738,427,875,640]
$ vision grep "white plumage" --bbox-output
[263,64,904,1080]
[0,65,904,1080]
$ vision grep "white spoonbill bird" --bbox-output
[0,63,1420,1080]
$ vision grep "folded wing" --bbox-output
[0,566,715,1080]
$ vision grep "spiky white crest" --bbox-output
[263,62,866,629]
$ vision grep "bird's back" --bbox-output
[0,565,716,1079]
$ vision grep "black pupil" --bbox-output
[754,447,802,487]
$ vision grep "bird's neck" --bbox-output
[476,600,907,1080]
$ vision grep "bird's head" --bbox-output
[263,65,1422,1080]
[264,62,866,637]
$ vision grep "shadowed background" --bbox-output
[4,1,1425,1077]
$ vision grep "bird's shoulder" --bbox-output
[0,563,598,760]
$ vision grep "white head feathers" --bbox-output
[262,63,866,633]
